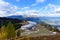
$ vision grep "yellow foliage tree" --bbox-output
[0,26,7,40]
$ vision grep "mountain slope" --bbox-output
[0,17,23,29]
[6,15,60,25]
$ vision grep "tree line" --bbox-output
[0,21,21,40]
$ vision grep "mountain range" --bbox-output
[0,17,23,29]
[6,15,60,25]
[0,15,60,29]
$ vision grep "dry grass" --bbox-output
[17,24,60,40]
[17,34,60,40]
[21,24,53,37]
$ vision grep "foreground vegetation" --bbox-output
[17,34,60,40]
[0,22,20,40]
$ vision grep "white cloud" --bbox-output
[21,6,30,11]
[45,4,60,12]
[23,10,40,18]
[7,3,60,18]
[9,10,40,18]
[0,0,18,17]
[9,11,24,16]
[31,3,37,6]
[36,0,45,3]
[1,0,60,18]
[16,0,20,2]
[40,13,60,17]
[39,4,60,17]
[31,0,46,6]
[0,0,45,17]
[10,4,60,18]
[27,4,60,17]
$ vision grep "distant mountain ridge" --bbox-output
[0,15,60,29]
[6,15,60,25]
[0,17,23,29]
[6,15,40,22]
[6,15,25,20]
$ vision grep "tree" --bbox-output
[53,26,59,32]
[17,30,20,37]
[48,25,52,31]
[1,25,6,33]
[6,21,15,39]
[0,25,7,40]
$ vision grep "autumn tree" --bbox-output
[0,25,7,40]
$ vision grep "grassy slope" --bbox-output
[17,24,60,40]
[21,24,53,37]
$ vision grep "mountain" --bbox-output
[2,15,60,29]
[7,15,25,20]
[6,15,40,22]
[1,15,60,29]
[0,17,23,29]
[6,15,60,25]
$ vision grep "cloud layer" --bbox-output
[0,0,60,18]
[32,0,46,6]
[36,0,46,3]
[16,0,20,2]
[0,0,18,17]
[20,4,60,17]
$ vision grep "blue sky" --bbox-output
[0,0,60,17]
[4,0,60,8]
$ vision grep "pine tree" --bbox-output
[6,21,15,39]
[17,30,20,37]
[54,26,59,32]
[48,25,52,31]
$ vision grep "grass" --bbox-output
[17,24,60,40]
[17,34,60,40]
[21,24,53,37]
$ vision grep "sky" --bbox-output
[0,0,60,17]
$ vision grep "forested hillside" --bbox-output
[0,17,23,29]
